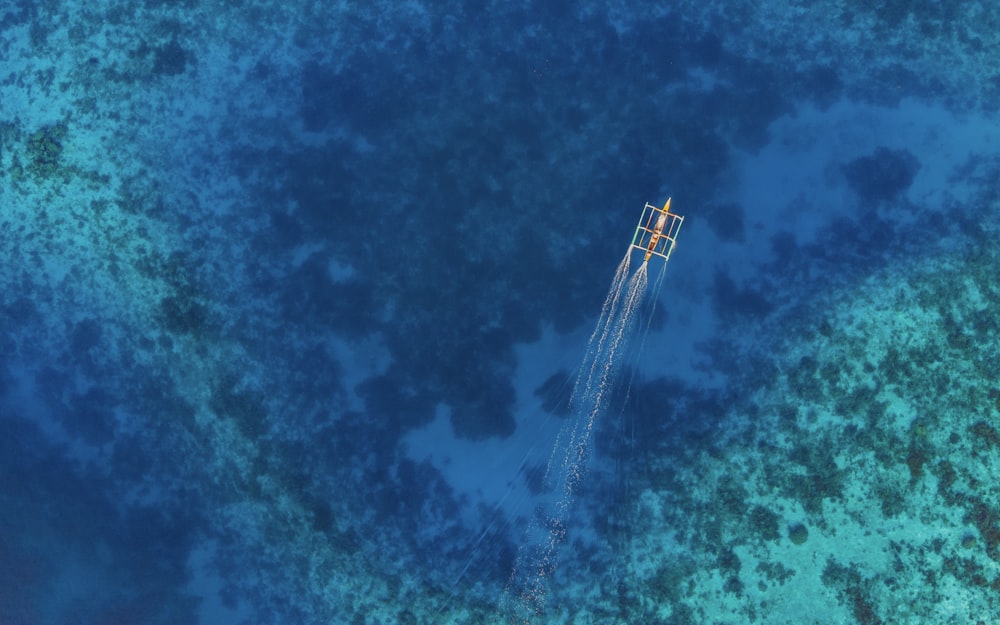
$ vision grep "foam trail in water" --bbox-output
[571,251,631,411]
[502,256,651,624]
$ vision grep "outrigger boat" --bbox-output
[630,198,683,263]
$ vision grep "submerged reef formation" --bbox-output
[608,192,1000,623]
[842,147,921,204]
[2,0,1000,623]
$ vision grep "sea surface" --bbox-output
[2,1,998,623]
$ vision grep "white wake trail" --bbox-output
[503,259,652,624]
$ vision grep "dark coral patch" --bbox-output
[711,271,773,320]
[534,370,572,417]
[153,38,189,76]
[842,146,920,204]
[704,202,745,243]
[25,122,68,178]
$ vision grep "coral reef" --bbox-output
[2,0,999,623]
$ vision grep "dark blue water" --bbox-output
[2,2,999,623]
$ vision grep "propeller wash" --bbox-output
[502,199,684,623]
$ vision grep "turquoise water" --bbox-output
[1,2,998,623]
